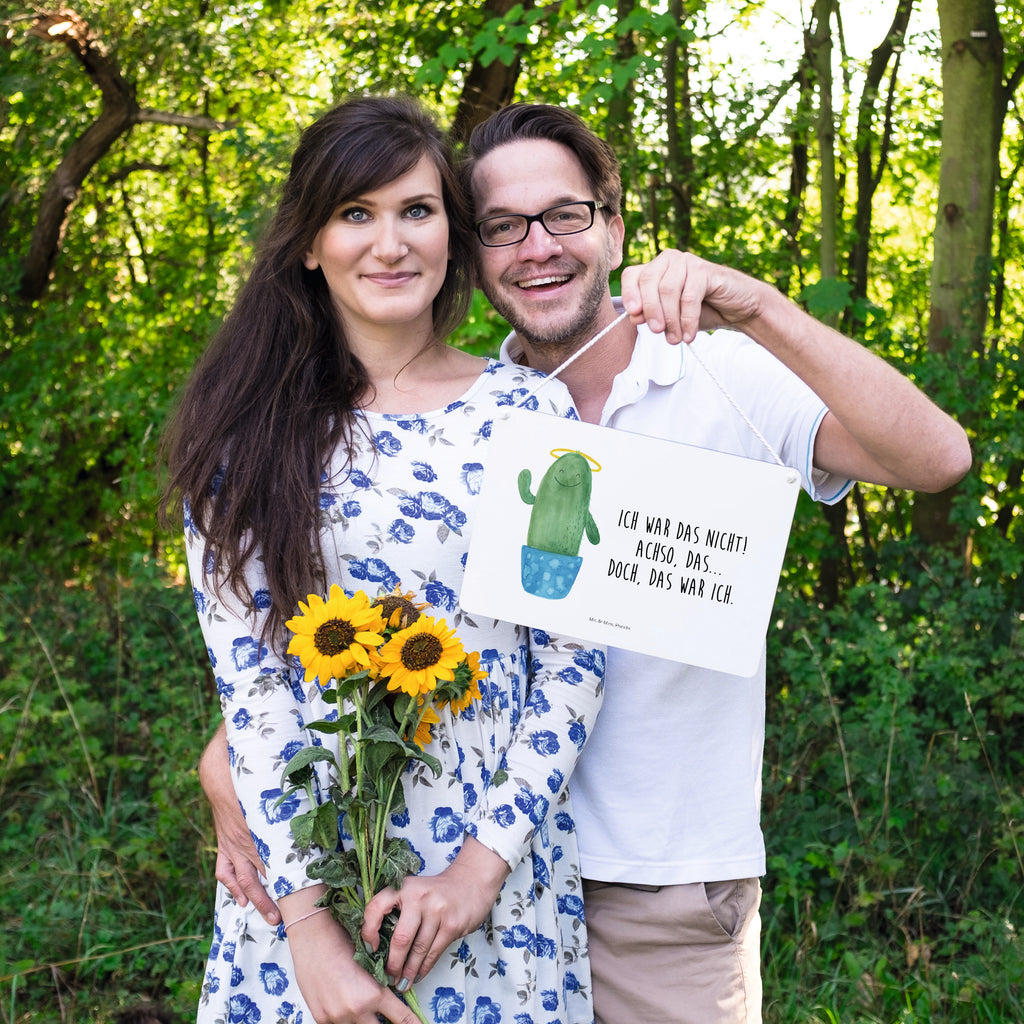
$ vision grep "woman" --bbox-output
[163,96,605,1024]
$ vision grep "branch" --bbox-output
[1005,56,1024,103]
[450,0,535,145]
[18,8,236,301]
[137,108,237,132]
[19,9,138,299]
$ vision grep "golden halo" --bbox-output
[549,448,602,472]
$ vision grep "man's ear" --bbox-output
[608,213,625,271]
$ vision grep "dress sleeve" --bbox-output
[465,631,606,870]
[185,508,326,898]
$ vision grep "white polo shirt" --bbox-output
[500,309,851,885]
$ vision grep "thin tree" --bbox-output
[16,9,233,301]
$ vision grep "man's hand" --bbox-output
[620,249,764,344]
[621,249,971,492]
[199,723,282,926]
[361,836,510,991]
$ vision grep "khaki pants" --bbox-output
[582,878,762,1024]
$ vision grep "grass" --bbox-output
[1,546,1020,1023]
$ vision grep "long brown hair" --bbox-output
[161,95,474,647]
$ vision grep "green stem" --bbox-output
[370,695,429,873]
[351,683,374,903]
[401,985,430,1024]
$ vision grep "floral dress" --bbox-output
[190,359,606,1024]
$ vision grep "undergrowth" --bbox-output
[1,532,1020,1023]
[762,537,1024,1023]
[0,554,216,1023]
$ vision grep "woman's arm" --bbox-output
[364,632,606,990]
[279,886,424,1024]
[187,523,323,896]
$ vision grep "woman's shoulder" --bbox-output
[477,358,577,416]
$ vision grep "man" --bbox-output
[201,104,970,1023]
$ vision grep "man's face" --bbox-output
[470,138,625,354]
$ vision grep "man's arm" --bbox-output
[198,722,282,925]
[621,251,972,492]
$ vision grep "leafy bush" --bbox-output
[0,553,217,1022]
[761,532,1024,1023]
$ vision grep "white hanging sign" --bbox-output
[461,408,801,677]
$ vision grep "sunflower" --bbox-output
[377,616,465,697]
[372,585,428,629]
[285,584,386,683]
[448,650,486,716]
[408,701,441,749]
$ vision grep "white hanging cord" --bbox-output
[681,342,786,467]
[516,310,786,467]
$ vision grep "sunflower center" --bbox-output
[400,633,444,670]
[314,618,357,655]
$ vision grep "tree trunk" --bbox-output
[606,0,637,200]
[848,0,913,310]
[914,0,1003,545]
[664,0,693,249]
[806,0,838,290]
[450,0,535,144]
[19,10,139,300]
[17,9,234,301]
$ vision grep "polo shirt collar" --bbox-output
[498,296,688,392]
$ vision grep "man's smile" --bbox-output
[515,274,573,290]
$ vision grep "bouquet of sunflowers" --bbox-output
[279,583,485,1020]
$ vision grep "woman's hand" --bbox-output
[281,892,423,1024]
[361,836,511,991]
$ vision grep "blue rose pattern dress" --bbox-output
[189,360,606,1024]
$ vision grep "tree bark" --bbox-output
[914,0,1003,546]
[848,0,914,309]
[450,0,534,144]
[18,9,236,301]
[806,0,838,290]
[606,0,637,195]
[19,10,139,300]
[927,1,1002,356]
[664,0,692,249]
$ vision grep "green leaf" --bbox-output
[302,717,350,735]
[362,738,410,781]
[409,747,442,778]
[311,800,341,850]
[309,849,362,890]
[438,42,471,66]
[379,837,422,890]
[800,277,853,320]
[353,940,388,984]
[281,745,337,788]
[288,808,319,849]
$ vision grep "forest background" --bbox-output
[1,0,1021,1021]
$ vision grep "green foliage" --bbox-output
[0,553,216,1021]
[762,538,1024,1023]
[1,0,1022,1019]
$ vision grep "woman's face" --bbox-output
[304,154,450,339]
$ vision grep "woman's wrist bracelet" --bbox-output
[283,906,329,931]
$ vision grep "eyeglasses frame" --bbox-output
[473,200,609,247]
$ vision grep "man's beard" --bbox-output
[481,260,611,356]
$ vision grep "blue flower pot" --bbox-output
[520,545,583,600]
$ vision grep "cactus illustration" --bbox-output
[519,450,600,556]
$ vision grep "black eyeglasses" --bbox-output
[474,200,607,247]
